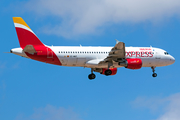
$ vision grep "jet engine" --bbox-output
[126,58,142,69]
[93,68,117,76]
[119,58,142,70]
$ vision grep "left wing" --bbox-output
[99,40,125,66]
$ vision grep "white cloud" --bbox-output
[19,0,180,37]
[15,104,82,120]
[156,94,180,120]
[132,93,180,120]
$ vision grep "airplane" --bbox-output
[10,17,175,80]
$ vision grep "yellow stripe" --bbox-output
[13,17,31,30]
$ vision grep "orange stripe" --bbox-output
[13,17,31,30]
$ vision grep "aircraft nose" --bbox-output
[170,56,175,64]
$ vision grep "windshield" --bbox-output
[164,52,169,55]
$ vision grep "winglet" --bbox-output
[115,39,120,44]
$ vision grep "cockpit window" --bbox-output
[164,52,169,55]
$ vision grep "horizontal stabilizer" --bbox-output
[23,45,37,54]
[4,52,11,53]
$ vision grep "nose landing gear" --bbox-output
[151,67,157,77]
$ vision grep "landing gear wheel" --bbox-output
[105,69,112,76]
[88,73,96,80]
[151,66,157,78]
[152,73,157,77]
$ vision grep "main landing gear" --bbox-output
[88,73,96,80]
[151,67,157,77]
[104,69,112,76]
[88,68,96,80]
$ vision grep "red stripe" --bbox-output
[15,27,62,65]
[26,46,62,66]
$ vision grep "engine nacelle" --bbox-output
[126,58,142,69]
[101,68,117,75]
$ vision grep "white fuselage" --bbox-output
[50,46,175,68]
[11,46,175,68]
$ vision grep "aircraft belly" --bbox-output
[59,57,87,67]
[76,58,86,66]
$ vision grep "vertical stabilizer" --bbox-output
[13,17,44,49]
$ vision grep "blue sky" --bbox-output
[0,0,180,120]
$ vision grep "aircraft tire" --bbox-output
[152,73,157,77]
[105,69,112,76]
[88,73,96,80]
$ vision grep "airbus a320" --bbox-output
[10,17,175,80]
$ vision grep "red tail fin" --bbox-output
[13,17,44,49]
